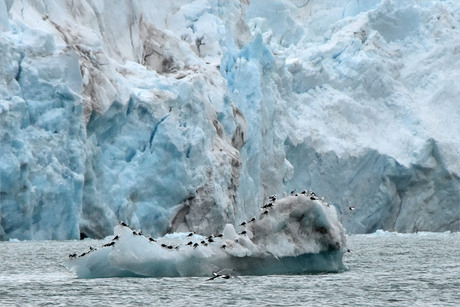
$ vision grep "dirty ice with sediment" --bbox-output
[0,0,459,243]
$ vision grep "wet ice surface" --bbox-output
[1,232,459,306]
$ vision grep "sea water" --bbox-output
[0,232,458,306]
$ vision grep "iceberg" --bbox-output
[66,193,347,278]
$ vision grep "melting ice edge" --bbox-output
[66,192,347,278]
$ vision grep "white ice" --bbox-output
[0,0,459,240]
[66,194,347,278]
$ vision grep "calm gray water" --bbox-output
[0,232,459,306]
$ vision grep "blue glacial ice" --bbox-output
[1,0,459,241]
[66,193,347,278]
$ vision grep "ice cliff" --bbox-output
[0,0,459,240]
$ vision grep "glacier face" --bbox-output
[0,0,459,240]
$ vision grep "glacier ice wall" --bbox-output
[0,0,459,240]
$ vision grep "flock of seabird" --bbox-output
[68,189,350,279]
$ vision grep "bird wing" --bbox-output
[206,275,221,281]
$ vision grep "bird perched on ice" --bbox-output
[348,206,355,211]
[262,202,273,209]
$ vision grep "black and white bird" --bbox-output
[206,269,242,282]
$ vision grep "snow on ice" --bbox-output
[0,0,459,240]
[66,193,347,278]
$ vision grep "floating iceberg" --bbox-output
[66,193,347,278]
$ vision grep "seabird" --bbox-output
[193,243,199,249]
[310,196,318,200]
[148,237,156,242]
[206,269,241,281]
[103,241,115,247]
[262,210,269,215]
[113,235,119,241]
[201,240,206,245]
[187,241,193,246]
[348,206,355,211]
[221,244,226,249]
[161,244,167,248]
[68,253,77,258]
[187,232,194,237]
[301,190,307,195]
[290,190,296,195]
[262,203,273,209]
[167,245,173,249]
[249,217,256,223]
[216,234,223,238]
[240,231,247,235]
[120,221,128,227]
[208,238,214,243]
[132,231,138,235]
[207,271,220,280]
[240,221,246,226]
